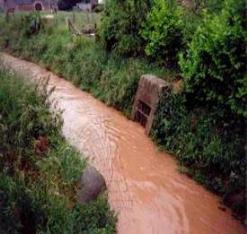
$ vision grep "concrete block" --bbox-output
[131,75,171,135]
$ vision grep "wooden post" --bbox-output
[72,11,75,23]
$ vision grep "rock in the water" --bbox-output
[77,165,106,204]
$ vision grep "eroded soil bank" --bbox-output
[1,53,246,234]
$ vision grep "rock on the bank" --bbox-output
[77,165,106,203]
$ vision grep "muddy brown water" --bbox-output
[1,53,246,234]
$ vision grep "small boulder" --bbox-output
[77,165,106,204]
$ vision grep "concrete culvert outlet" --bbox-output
[132,74,171,135]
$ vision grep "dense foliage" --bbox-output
[0,69,116,233]
[99,0,200,66]
[99,0,152,56]
[180,0,247,118]
[142,0,184,67]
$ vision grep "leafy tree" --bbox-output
[99,0,153,56]
[179,0,247,117]
[142,0,184,67]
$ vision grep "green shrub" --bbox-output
[142,0,184,67]
[179,0,247,118]
[99,0,152,56]
[4,13,43,38]
[20,13,43,37]
[181,9,202,45]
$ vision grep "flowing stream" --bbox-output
[1,53,246,234]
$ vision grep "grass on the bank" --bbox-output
[0,67,116,233]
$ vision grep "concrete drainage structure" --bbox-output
[132,75,171,135]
